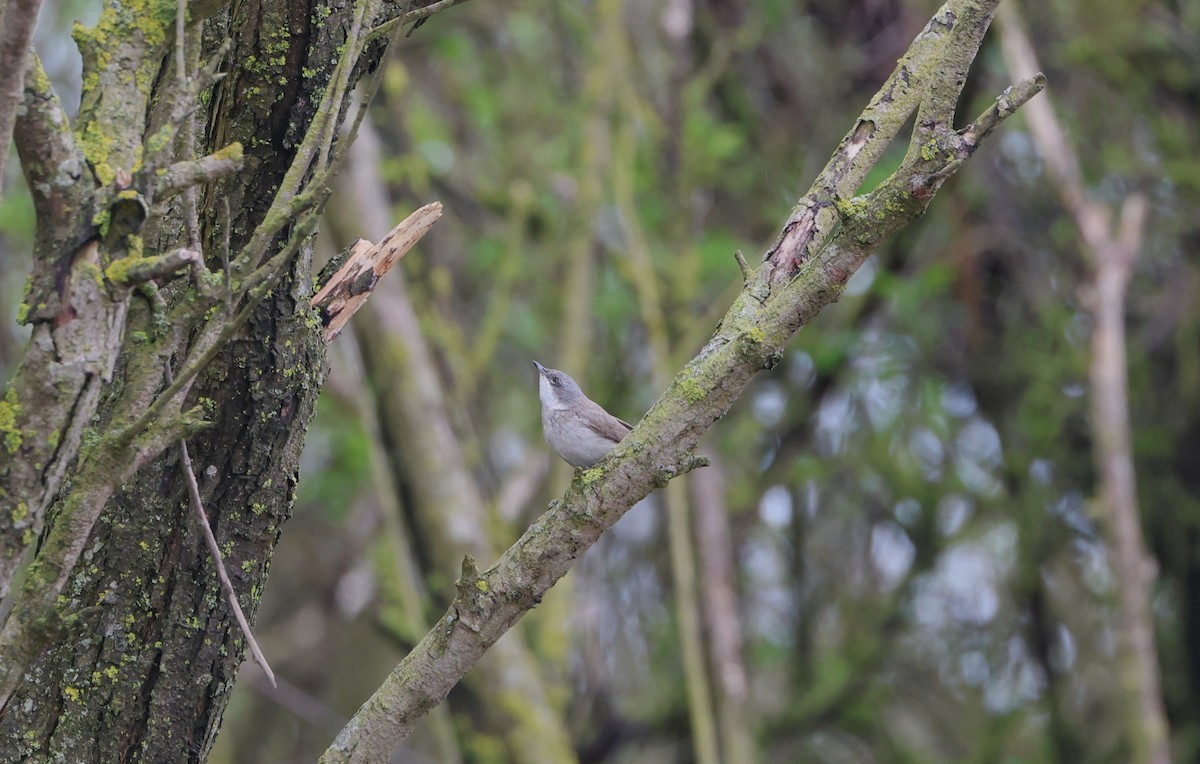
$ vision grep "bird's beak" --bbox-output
[533,360,547,375]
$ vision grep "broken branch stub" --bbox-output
[311,201,442,342]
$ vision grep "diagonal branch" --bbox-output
[907,0,999,158]
[365,0,477,42]
[319,1,1043,760]
[757,0,991,287]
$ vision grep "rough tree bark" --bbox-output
[0,0,443,759]
[321,0,1046,760]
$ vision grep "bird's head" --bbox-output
[533,361,586,410]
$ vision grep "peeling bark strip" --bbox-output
[312,202,443,341]
[321,1,1044,760]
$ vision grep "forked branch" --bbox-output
[320,1,1043,760]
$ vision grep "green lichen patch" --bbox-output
[78,121,116,186]
[0,388,24,453]
[834,195,869,219]
[213,142,244,162]
[103,255,148,287]
[679,377,707,403]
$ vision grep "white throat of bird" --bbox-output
[538,375,571,411]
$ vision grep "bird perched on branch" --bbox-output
[534,361,633,468]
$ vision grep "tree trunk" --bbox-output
[0,0,388,757]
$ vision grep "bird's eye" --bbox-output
[550,377,560,386]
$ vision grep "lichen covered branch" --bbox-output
[157,143,244,199]
[0,0,401,714]
[320,1,1042,759]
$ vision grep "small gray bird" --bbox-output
[534,361,633,468]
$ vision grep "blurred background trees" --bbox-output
[2,0,1198,761]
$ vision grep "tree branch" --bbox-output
[755,0,999,288]
[366,0,476,42]
[0,0,376,689]
[320,1,1041,759]
[998,6,1170,763]
[157,143,244,199]
[907,0,998,158]
[12,52,92,297]
[0,406,209,710]
[104,247,203,286]
[693,461,756,764]
[0,0,192,599]
[0,0,44,202]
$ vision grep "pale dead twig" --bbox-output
[167,364,277,687]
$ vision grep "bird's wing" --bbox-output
[584,401,634,442]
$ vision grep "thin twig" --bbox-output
[317,0,370,170]
[221,197,233,314]
[734,250,751,284]
[365,0,474,42]
[168,363,277,688]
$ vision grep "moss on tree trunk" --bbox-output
[0,0,363,757]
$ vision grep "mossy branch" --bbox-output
[10,52,89,221]
[320,1,1042,760]
[115,0,392,473]
[366,0,476,42]
[157,142,244,199]
[0,0,189,599]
